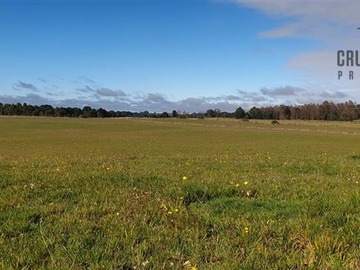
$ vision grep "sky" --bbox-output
[1,0,360,113]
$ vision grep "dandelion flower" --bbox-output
[243,181,249,185]
[235,183,240,187]
[182,176,187,180]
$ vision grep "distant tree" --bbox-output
[280,105,291,120]
[40,104,55,116]
[172,110,178,118]
[121,111,133,117]
[292,107,301,120]
[81,106,93,118]
[97,108,109,118]
[234,107,246,119]
[214,109,222,117]
[221,111,232,118]
[356,105,360,119]
[300,103,319,120]
[205,109,216,118]
[248,107,263,119]
[339,101,357,121]
[72,107,82,117]
[160,112,169,118]
[56,107,67,117]
[139,111,150,117]
[1,99,359,121]
[319,101,338,120]
[260,106,276,119]
[24,104,35,116]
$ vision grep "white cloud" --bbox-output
[146,93,168,103]
[16,81,38,92]
[229,0,360,103]
[3,84,356,113]
[260,86,305,96]
[320,90,348,99]
[260,22,302,39]
[77,85,95,93]
[232,2,357,43]
[232,1,360,45]
[234,1,360,24]
[96,88,126,97]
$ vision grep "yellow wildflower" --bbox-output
[243,181,249,185]
[182,176,187,180]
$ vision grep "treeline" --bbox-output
[241,101,360,121]
[0,103,165,118]
[1,100,360,121]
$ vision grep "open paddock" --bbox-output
[1,117,360,269]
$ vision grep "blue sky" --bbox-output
[1,0,360,112]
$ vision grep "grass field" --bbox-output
[1,117,360,269]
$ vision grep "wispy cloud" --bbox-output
[234,1,360,27]
[260,21,308,39]
[229,0,360,100]
[96,88,126,97]
[1,84,353,113]
[145,93,168,103]
[320,91,348,99]
[16,81,38,92]
[237,90,268,103]
[231,1,360,48]
[37,77,47,83]
[77,85,95,93]
[260,86,305,97]
[80,76,96,84]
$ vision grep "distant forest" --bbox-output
[1,100,360,121]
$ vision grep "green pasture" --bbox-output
[1,117,360,269]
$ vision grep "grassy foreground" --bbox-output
[1,117,360,269]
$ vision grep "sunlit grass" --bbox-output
[1,117,360,269]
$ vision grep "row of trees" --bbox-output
[1,101,360,121]
[239,101,360,121]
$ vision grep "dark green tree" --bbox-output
[248,107,263,119]
[234,107,246,119]
[172,110,178,118]
[205,109,215,117]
